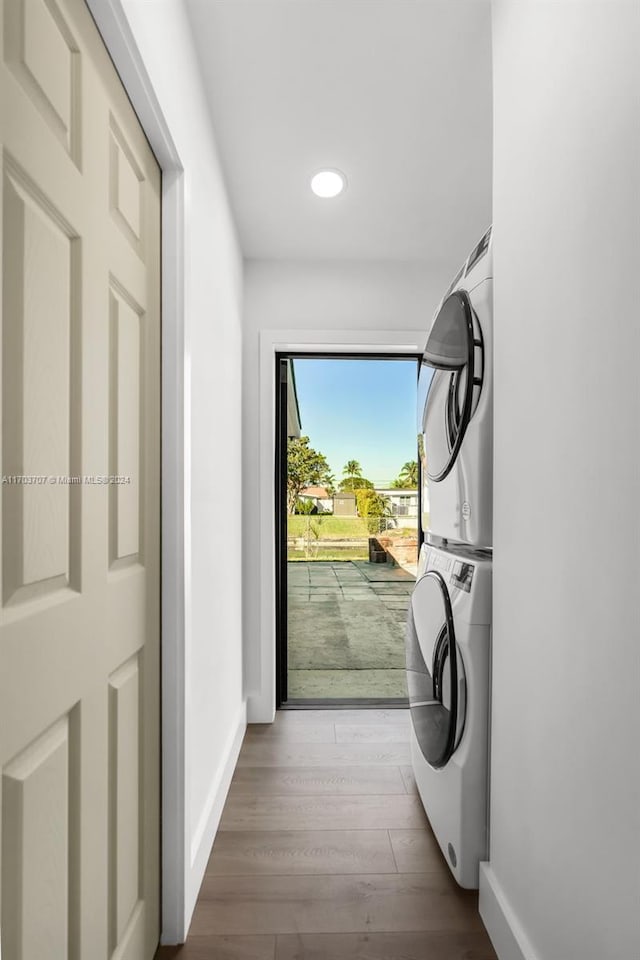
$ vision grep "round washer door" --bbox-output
[422,291,483,482]
[406,571,466,769]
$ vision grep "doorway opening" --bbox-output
[275,353,421,707]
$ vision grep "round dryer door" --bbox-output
[406,571,466,769]
[422,291,484,482]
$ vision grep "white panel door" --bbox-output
[0,1,161,957]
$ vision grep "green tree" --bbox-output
[355,489,393,534]
[287,436,333,515]
[339,459,375,492]
[343,460,362,478]
[391,460,419,489]
[294,497,316,515]
[339,475,374,492]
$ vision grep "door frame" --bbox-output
[274,356,289,706]
[274,351,422,709]
[253,330,427,723]
[85,0,188,944]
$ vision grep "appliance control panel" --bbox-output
[430,552,453,574]
[422,546,492,623]
[451,560,474,593]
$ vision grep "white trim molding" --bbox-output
[85,0,188,944]
[479,863,540,960]
[248,327,425,723]
[186,701,247,923]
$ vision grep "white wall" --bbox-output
[243,260,449,719]
[481,4,640,959]
[92,0,246,942]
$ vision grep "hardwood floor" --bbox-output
[155,709,497,960]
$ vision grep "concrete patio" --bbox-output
[287,560,415,700]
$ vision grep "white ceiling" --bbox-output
[185,0,492,265]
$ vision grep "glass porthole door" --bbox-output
[406,571,466,768]
[421,291,484,482]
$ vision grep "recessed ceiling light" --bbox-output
[311,169,346,199]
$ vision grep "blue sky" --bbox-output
[292,358,418,487]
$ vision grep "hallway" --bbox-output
[156,710,496,959]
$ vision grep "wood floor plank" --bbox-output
[244,723,337,744]
[334,722,410,744]
[228,766,407,797]
[388,828,444,873]
[206,829,397,876]
[236,742,411,768]
[399,764,419,795]
[275,931,498,960]
[275,709,410,725]
[173,708,492,955]
[191,874,484,936]
[220,794,428,831]
[154,935,276,959]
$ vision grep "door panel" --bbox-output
[2,709,80,960]
[109,283,142,567]
[0,1,161,958]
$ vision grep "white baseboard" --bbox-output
[479,863,539,960]
[247,690,276,723]
[184,701,247,932]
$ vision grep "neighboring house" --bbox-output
[375,487,419,527]
[298,485,332,513]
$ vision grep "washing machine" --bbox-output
[406,542,492,888]
[417,226,493,548]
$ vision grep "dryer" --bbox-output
[406,543,492,888]
[418,226,493,548]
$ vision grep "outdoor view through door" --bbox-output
[276,356,421,704]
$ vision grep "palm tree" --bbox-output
[340,460,372,492]
[397,460,419,488]
[343,460,362,478]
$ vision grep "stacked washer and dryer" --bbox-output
[406,226,493,889]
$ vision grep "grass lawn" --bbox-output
[287,515,370,539]
[287,516,419,541]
